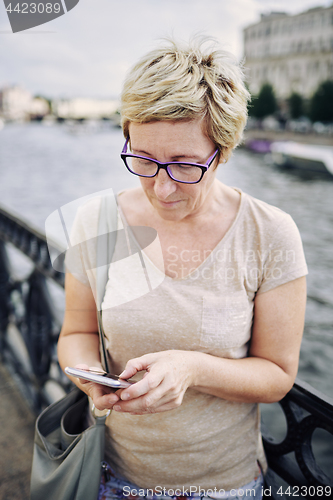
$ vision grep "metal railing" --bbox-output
[0,204,332,496]
[0,205,69,409]
[262,380,333,495]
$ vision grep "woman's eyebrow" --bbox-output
[132,148,154,157]
[170,154,203,162]
[132,149,203,162]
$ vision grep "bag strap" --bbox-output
[96,194,118,373]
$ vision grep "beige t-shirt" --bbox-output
[66,188,308,491]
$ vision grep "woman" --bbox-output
[58,38,307,499]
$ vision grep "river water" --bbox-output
[1,122,333,478]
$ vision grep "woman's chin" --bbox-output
[157,210,185,222]
[157,208,188,222]
[149,198,186,220]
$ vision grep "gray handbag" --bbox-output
[30,194,117,500]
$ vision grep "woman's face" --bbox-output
[128,120,220,222]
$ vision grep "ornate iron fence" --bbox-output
[0,205,69,410]
[0,204,332,496]
[262,380,333,496]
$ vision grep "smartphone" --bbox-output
[65,367,134,389]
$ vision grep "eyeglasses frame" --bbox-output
[121,137,219,184]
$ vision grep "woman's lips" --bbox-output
[157,199,181,207]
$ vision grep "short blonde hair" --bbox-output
[121,37,250,162]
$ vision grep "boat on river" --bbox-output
[271,141,333,175]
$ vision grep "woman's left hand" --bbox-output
[113,350,197,415]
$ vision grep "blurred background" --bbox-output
[0,0,333,497]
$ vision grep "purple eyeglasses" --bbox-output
[121,137,219,184]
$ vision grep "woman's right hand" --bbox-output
[75,364,121,411]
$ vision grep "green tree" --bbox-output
[248,94,258,117]
[249,83,277,119]
[309,80,333,122]
[288,92,304,119]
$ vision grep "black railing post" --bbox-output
[0,241,11,359]
[25,270,53,380]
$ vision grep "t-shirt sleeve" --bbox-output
[257,214,308,294]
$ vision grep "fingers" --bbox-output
[93,350,193,415]
[89,383,120,411]
[114,351,192,414]
[114,377,183,415]
[71,365,120,411]
[120,371,161,401]
[119,353,156,379]
[113,390,182,415]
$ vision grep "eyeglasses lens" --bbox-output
[127,157,202,183]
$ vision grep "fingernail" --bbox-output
[122,393,130,400]
[113,405,121,411]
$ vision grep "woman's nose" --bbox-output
[153,168,177,199]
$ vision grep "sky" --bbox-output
[0,0,332,99]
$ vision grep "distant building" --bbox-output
[53,98,119,120]
[0,86,49,121]
[243,5,333,98]
[0,85,32,121]
[29,97,50,120]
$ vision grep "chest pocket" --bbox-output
[200,292,251,351]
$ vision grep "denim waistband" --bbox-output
[98,462,264,500]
